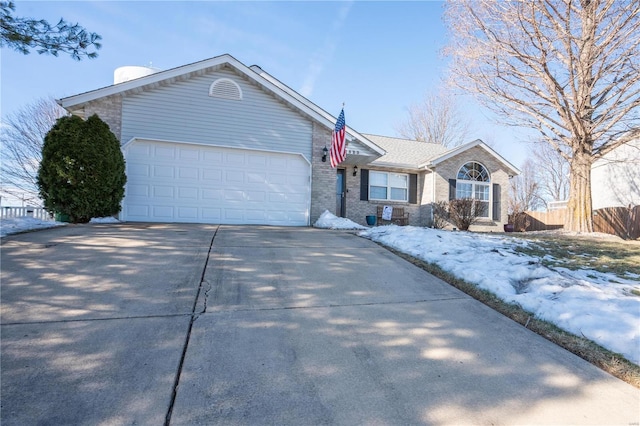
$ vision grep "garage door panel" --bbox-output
[224,209,244,221]
[178,167,198,179]
[178,187,199,199]
[128,144,151,159]
[152,206,174,218]
[248,154,267,166]
[178,207,198,219]
[123,140,310,225]
[226,153,245,165]
[129,163,150,177]
[269,157,287,168]
[203,169,222,182]
[128,184,149,197]
[154,145,176,159]
[127,204,149,217]
[202,189,223,200]
[246,191,266,202]
[225,190,244,201]
[179,147,200,160]
[203,151,223,163]
[247,172,266,183]
[245,210,266,221]
[226,170,244,183]
[153,186,174,198]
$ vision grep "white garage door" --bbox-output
[122,140,310,226]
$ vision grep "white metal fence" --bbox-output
[0,206,54,221]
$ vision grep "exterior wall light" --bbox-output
[322,146,328,162]
[353,165,358,176]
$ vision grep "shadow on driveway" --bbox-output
[2,224,638,425]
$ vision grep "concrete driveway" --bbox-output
[1,224,638,425]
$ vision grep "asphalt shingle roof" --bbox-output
[363,134,449,169]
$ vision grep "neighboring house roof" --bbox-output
[424,139,521,176]
[364,134,448,169]
[58,53,385,158]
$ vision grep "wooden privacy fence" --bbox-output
[1,206,53,221]
[593,206,640,240]
[512,206,640,239]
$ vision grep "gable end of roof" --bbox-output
[57,54,385,157]
[423,139,521,176]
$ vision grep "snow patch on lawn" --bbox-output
[359,225,640,365]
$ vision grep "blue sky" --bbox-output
[1,1,530,166]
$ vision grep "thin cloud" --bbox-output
[300,1,353,98]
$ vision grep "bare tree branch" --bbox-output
[508,159,545,214]
[394,90,470,148]
[444,0,640,231]
[0,97,67,205]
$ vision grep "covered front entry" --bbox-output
[121,139,311,225]
[336,169,346,217]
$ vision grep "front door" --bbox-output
[336,169,346,217]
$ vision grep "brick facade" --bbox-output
[310,123,336,225]
[77,94,512,232]
[431,146,511,232]
[342,166,424,227]
[319,146,512,231]
[82,95,123,142]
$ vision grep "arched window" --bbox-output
[209,78,242,100]
[456,162,490,218]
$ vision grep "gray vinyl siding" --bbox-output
[121,69,313,159]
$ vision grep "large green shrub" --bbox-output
[37,114,126,223]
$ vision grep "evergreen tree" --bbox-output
[37,114,126,223]
[1,1,101,60]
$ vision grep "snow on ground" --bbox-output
[89,216,121,224]
[314,210,367,230]
[0,217,67,237]
[360,225,640,366]
[1,216,121,237]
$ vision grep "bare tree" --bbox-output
[395,90,470,148]
[531,142,570,206]
[1,97,67,205]
[508,159,544,214]
[444,0,640,232]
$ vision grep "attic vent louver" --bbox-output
[209,78,242,100]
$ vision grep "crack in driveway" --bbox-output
[164,227,218,426]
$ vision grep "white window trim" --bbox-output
[455,162,491,219]
[369,171,409,202]
[456,180,491,218]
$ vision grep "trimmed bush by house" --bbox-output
[37,114,126,223]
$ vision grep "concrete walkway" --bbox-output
[1,224,638,425]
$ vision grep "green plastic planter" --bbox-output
[55,212,71,223]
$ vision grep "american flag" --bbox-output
[330,108,346,168]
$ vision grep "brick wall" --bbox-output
[310,123,336,224]
[81,95,123,142]
[343,166,425,227]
